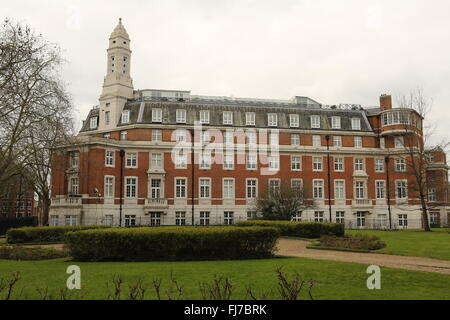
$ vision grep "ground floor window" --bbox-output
[65,215,77,226]
[125,215,136,227]
[50,215,59,226]
[224,211,234,225]
[200,211,210,225]
[430,212,440,227]
[247,211,256,220]
[104,215,113,226]
[176,211,186,225]
[150,212,161,226]
[398,214,408,228]
[376,214,388,228]
[335,211,345,224]
[356,212,366,227]
[314,211,324,222]
[292,212,302,222]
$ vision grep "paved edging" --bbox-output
[276,238,450,275]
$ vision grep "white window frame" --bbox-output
[90,117,98,129]
[268,113,278,127]
[331,116,341,129]
[291,156,302,171]
[120,131,127,140]
[246,178,258,199]
[291,134,300,146]
[223,153,234,170]
[152,129,162,142]
[176,109,186,123]
[125,152,137,168]
[199,110,210,124]
[151,153,162,169]
[375,159,384,172]
[175,178,187,198]
[105,150,115,167]
[289,114,299,128]
[395,158,406,172]
[355,181,365,199]
[313,157,323,172]
[223,178,235,199]
[125,176,137,198]
[396,180,408,199]
[334,157,344,172]
[313,179,324,199]
[104,176,115,198]
[354,158,364,171]
[313,135,321,147]
[311,115,320,129]
[152,108,162,122]
[121,110,130,124]
[175,153,187,169]
[333,136,342,147]
[375,180,385,199]
[223,111,233,125]
[246,112,255,126]
[269,155,280,171]
[199,178,211,199]
[354,136,362,148]
[351,118,361,130]
[334,180,345,199]
[247,154,257,170]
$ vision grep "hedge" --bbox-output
[6,225,110,244]
[237,220,344,238]
[64,226,280,261]
[0,217,37,235]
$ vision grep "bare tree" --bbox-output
[0,18,75,223]
[394,88,448,231]
[254,181,315,220]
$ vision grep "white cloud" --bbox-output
[3,0,450,141]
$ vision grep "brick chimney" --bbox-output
[380,94,392,111]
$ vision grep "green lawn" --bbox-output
[1,257,450,300]
[346,228,450,261]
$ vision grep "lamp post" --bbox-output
[325,135,332,222]
[385,155,392,230]
[190,128,195,226]
[119,149,125,227]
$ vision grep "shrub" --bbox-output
[0,246,69,260]
[64,226,280,261]
[318,234,387,251]
[6,225,110,244]
[237,220,344,238]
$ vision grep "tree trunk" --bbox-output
[420,198,431,232]
[41,195,50,226]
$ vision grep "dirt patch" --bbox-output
[276,238,450,275]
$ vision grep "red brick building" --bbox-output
[49,19,449,228]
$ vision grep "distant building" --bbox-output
[49,19,449,228]
[0,174,35,218]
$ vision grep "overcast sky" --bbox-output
[3,0,450,143]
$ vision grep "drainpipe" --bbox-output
[385,155,392,229]
[119,149,125,227]
[325,135,332,222]
[190,129,195,226]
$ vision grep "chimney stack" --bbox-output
[380,94,392,111]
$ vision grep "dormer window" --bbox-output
[121,110,130,124]
[199,110,210,124]
[311,115,320,129]
[176,109,186,123]
[246,112,255,126]
[331,116,341,129]
[289,114,299,128]
[223,111,233,125]
[152,108,162,122]
[351,118,361,130]
[268,113,277,127]
[90,117,98,129]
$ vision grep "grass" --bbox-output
[346,228,450,261]
[1,257,450,300]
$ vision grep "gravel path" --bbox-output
[276,238,450,275]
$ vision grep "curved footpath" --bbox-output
[276,238,450,275]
